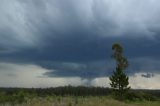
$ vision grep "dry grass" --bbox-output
[0,96,159,106]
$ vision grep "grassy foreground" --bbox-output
[0,96,159,106]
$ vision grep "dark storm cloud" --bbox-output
[1,0,160,79]
[141,73,154,78]
[41,60,115,79]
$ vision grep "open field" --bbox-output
[0,96,159,106]
[0,87,159,106]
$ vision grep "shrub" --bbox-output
[124,91,157,101]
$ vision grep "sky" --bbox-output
[0,0,160,89]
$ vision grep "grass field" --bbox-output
[0,96,159,106]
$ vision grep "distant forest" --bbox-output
[0,86,160,98]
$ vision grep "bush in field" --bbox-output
[57,96,61,103]
[68,102,72,106]
[15,90,26,103]
[74,96,78,105]
[0,90,29,104]
[124,91,157,101]
[0,92,7,103]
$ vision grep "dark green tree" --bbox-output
[109,43,130,97]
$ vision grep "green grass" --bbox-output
[0,96,159,106]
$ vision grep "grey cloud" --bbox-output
[42,57,160,78]
[1,0,160,49]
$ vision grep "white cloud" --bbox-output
[0,62,85,88]
[91,77,110,87]
[0,63,48,87]
[129,72,160,89]
[91,73,160,89]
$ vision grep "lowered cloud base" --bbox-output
[0,62,159,89]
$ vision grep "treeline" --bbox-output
[0,86,111,97]
[0,86,160,98]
